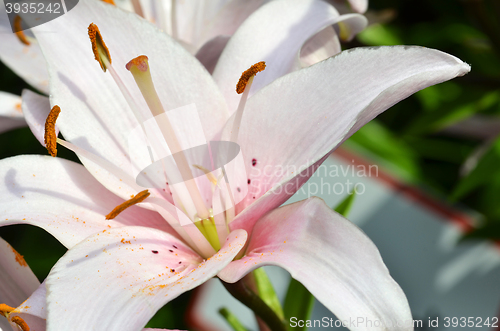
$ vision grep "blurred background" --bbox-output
[1,0,500,329]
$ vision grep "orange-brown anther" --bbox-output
[13,15,30,45]
[101,0,115,5]
[126,55,149,72]
[0,303,15,316]
[88,23,111,72]
[12,316,30,331]
[44,105,61,157]
[106,190,150,220]
[236,61,266,94]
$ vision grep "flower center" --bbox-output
[49,23,265,258]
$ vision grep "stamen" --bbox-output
[100,0,115,4]
[126,55,210,220]
[106,190,150,220]
[13,15,30,46]
[236,61,266,94]
[0,303,14,316]
[11,316,30,331]
[230,62,266,143]
[88,23,111,72]
[44,105,61,157]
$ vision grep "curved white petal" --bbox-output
[0,155,175,248]
[213,0,367,113]
[45,227,247,331]
[31,0,229,197]
[0,92,25,134]
[220,198,412,331]
[0,2,49,93]
[229,46,470,234]
[21,89,59,147]
[0,237,40,307]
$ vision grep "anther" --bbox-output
[44,105,61,157]
[13,15,30,46]
[88,23,111,72]
[101,0,115,5]
[106,190,150,220]
[0,303,14,316]
[11,316,30,331]
[236,61,266,94]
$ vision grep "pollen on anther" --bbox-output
[236,61,266,94]
[13,15,30,46]
[44,105,61,157]
[105,190,150,220]
[11,316,30,331]
[100,0,115,5]
[88,23,111,72]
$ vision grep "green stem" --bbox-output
[222,279,287,331]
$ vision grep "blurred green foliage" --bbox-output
[344,0,500,242]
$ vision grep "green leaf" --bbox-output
[219,307,249,331]
[284,279,315,331]
[451,136,500,200]
[334,191,356,217]
[253,268,285,320]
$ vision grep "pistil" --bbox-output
[126,55,210,221]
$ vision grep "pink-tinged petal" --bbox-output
[327,0,368,14]
[0,237,40,307]
[0,155,175,248]
[213,0,367,113]
[195,36,230,74]
[196,0,268,48]
[32,0,229,194]
[0,3,49,93]
[10,282,47,331]
[347,0,368,13]
[0,92,25,134]
[220,198,412,331]
[21,89,59,147]
[299,26,341,68]
[45,227,247,331]
[229,46,470,234]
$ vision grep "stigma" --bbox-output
[88,23,111,72]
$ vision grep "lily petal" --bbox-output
[195,36,230,74]
[0,92,25,134]
[0,237,40,307]
[31,0,229,196]
[0,155,175,248]
[45,227,247,331]
[213,0,367,113]
[0,2,49,93]
[220,198,412,331]
[230,46,470,234]
[21,89,59,147]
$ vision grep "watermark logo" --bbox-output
[3,0,79,32]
